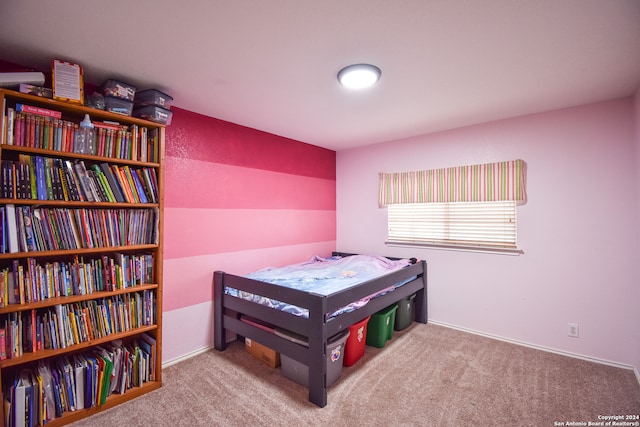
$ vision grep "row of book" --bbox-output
[4,104,160,163]
[0,253,154,307]
[1,156,159,204]
[0,205,158,254]
[3,334,156,426]
[0,291,155,359]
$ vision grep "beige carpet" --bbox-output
[70,323,640,426]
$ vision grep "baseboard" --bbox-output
[429,320,639,379]
[162,345,213,369]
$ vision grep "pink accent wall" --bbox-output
[337,98,640,372]
[162,108,336,361]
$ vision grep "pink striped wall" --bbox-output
[162,108,336,360]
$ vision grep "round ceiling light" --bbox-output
[337,64,381,89]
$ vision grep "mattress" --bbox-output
[224,254,413,318]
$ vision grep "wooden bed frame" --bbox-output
[213,252,428,407]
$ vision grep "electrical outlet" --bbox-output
[568,323,579,338]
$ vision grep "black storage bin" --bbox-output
[394,293,416,331]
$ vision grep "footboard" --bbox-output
[213,257,427,407]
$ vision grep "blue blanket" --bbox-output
[226,254,412,318]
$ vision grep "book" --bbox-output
[129,167,148,203]
[21,207,36,252]
[90,166,116,202]
[63,160,83,201]
[72,161,96,202]
[85,355,98,408]
[34,156,47,200]
[5,204,19,253]
[50,365,64,417]
[98,163,126,203]
[1,160,14,198]
[15,103,62,119]
[72,354,86,410]
[110,165,135,203]
[139,333,157,381]
[37,362,56,423]
[0,327,6,360]
[13,370,29,427]
[6,107,15,145]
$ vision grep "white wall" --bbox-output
[337,98,640,371]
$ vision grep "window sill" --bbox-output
[385,241,523,256]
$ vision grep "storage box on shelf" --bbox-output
[132,105,172,126]
[134,89,173,109]
[0,88,165,427]
[104,96,134,116]
[98,79,136,102]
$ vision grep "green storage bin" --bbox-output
[394,293,416,331]
[366,303,398,348]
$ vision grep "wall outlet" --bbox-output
[568,323,579,338]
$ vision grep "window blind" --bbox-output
[387,201,517,249]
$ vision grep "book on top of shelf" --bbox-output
[15,103,62,119]
[93,121,127,131]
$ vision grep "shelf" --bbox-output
[0,324,157,369]
[0,244,159,260]
[43,381,162,427]
[0,197,159,208]
[0,283,158,314]
[0,144,161,168]
[1,90,164,129]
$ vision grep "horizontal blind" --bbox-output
[388,201,517,248]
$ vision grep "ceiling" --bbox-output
[1,0,639,151]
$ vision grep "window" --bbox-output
[387,200,520,253]
[379,159,525,254]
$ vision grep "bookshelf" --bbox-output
[0,88,164,426]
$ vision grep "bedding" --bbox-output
[225,254,413,318]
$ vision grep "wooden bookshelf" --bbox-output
[0,88,164,426]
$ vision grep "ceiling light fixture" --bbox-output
[337,64,381,89]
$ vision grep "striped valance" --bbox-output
[378,159,526,207]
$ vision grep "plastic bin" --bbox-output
[104,96,133,116]
[343,316,370,367]
[276,329,350,387]
[394,294,416,331]
[99,79,136,101]
[132,105,173,125]
[366,304,398,348]
[134,89,174,108]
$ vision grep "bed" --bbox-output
[213,252,427,407]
